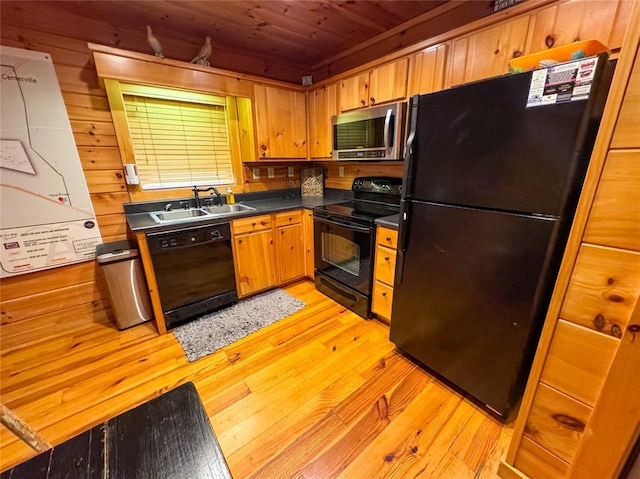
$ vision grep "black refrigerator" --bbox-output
[389,54,614,419]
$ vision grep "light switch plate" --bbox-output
[287,166,294,177]
[339,166,344,177]
[252,168,260,180]
[268,167,275,178]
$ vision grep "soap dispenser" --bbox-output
[226,187,235,205]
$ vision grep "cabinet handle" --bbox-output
[289,216,292,221]
[384,256,390,261]
[382,292,387,297]
[281,230,284,234]
[360,99,366,106]
[238,239,243,244]
[252,222,256,226]
[370,96,376,104]
[386,236,391,241]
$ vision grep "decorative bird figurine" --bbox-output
[146,26,164,58]
[191,36,212,66]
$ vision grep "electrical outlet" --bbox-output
[339,166,344,177]
[252,168,260,180]
[287,167,294,177]
[268,167,275,178]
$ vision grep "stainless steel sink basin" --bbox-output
[202,204,256,215]
[151,208,209,223]
[149,203,256,224]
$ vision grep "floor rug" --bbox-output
[173,289,305,362]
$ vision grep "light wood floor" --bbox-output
[0,280,512,477]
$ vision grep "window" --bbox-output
[120,84,234,190]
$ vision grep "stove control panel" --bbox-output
[352,177,402,196]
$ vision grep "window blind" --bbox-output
[123,94,234,189]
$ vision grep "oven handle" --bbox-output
[314,214,372,233]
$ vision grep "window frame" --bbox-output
[104,78,246,202]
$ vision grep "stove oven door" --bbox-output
[313,213,374,297]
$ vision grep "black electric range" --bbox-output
[313,177,402,318]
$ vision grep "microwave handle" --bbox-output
[383,108,393,152]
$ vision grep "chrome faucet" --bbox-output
[192,186,222,207]
[164,203,173,211]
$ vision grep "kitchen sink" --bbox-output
[150,203,256,224]
[202,204,256,215]
[151,208,210,223]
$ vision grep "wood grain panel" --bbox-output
[70,120,117,147]
[96,214,129,239]
[233,230,277,297]
[560,244,640,336]
[376,226,398,250]
[77,147,124,170]
[340,72,370,111]
[274,210,303,227]
[275,223,305,283]
[540,319,619,406]
[372,281,394,321]
[83,169,127,194]
[90,192,131,216]
[611,46,640,148]
[524,383,592,463]
[515,436,569,479]
[308,82,339,159]
[583,150,640,251]
[232,214,272,235]
[409,43,448,96]
[303,209,315,279]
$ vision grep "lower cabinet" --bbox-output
[274,211,305,283]
[232,214,277,297]
[371,226,398,322]
[303,209,314,279]
[232,210,307,298]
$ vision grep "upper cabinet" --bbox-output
[526,0,630,54]
[253,84,308,159]
[308,82,339,159]
[447,15,530,87]
[409,44,448,96]
[340,57,409,111]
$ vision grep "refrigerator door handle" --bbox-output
[401,95,420,199]
[395,199,411,285]
[383,107,393,152]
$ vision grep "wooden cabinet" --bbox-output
[303,209,315,279]
[274,211,305,283]
[253,84,307,159]
[231,214,277,297]
[308,82,339,159]
[409,44,448,96]
[447,15,530,87]
[371,226,398,322]
[340,58,409,112]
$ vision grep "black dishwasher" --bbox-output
[147,222,237,329]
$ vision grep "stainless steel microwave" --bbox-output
[332,102,407,161]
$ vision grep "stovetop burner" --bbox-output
[318,200,399,225]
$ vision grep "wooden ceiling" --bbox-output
[11,1,497,83]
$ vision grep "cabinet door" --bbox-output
[410,44,448,96]
[526,0,627,54]
[303,209,315,279]
[369,57,409,106]
[254,84,307,159]
[340,72,369,112]
[276,223,305,283]
[234,230,277,297]
[447,15,530,87]
[308,82,339,158]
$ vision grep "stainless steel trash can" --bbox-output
[96,240,153,329]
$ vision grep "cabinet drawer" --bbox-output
[232,214,272,235]
[524,383,592,464]
[375,245,396,285]
[372,281,394,320]
[515,436,569,479]
[540,319,619,406]
[275,210,303,227]
[377,227,398,250]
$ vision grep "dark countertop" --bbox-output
[375,214,400,230]
[124,189,352,233]
[1,382,232,479]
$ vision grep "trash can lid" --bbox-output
[96,240,139,263]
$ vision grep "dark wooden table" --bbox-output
[1,382,232,479]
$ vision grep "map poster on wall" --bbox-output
[0,46,101,278]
